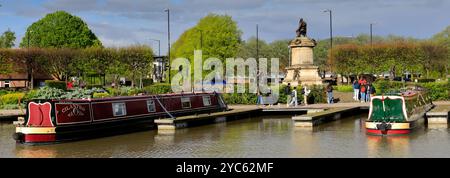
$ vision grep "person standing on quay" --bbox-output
[289,87,298,107]
[302,85,311,106]
[285,83,292,107]
[360,83,367,103]
[326,83,334,104]
[352,80,360,101]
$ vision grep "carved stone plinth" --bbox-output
[283,37,322,86]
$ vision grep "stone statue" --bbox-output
[296,18,307,37]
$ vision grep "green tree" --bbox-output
[20,11,102,48]
[118,46,153,88]
[431,25,450,76]
[268,40,290,70]
[0,29,16,48]
[171,13,241,78]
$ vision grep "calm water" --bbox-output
[1,114,450,158]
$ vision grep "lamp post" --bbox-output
[370,22,376,46]
[256,24,259,60]
[323,9,333,72]
[149,38,160,56]
[195,28,203,49]
[164,8,171,83]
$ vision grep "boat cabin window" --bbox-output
[147,100,156,112]
[202,96,211,106]
[112,103,127,117]
[181,97,191,108]
[4,80,10,88]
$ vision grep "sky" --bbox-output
[0,0,449,54]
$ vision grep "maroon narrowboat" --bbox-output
[13,92,227,145]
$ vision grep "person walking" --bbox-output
[256,88,264,106]
[289,87,298,107]
[302,85,311,106]
[365,84,371,102]
[285,83,292,107]
[352,80,360,101]
[358,76,367,101]
[326,83,334,104]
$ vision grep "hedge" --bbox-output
[45,80,67,90]
[335,85,353,92]
[143,83,172,94]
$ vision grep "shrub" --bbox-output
[33,86,67,99]
[418,81,449,101]
[335,85,353,92]
[0,93,25,105]
[144,83,172,94]
[142,79,153,87]
[64,88,94,99]
[23,89,39,103]
[45,80,67,90]
[86,84,103,89]
[93,92,110,98]
[373,80,406,94]
[417,78,436,83]
[0,104,25,109]
[306,85,326,104]
[0,90,9,96]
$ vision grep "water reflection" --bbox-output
[2,114,450,158]
[366,136,410,158]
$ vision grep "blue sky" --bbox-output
[0,0,449,53]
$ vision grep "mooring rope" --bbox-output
[154,95,175,119]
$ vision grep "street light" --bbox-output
[195,28,203,49]
[164,8,171,83]
[370,22,376,46]
[323,9,333,72]
[149,38,161,56]
[256,24,259,59]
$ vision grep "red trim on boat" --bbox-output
[366,129,410,135]
[23,134,56,143]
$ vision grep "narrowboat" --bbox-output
[365,88,433,135]
[13,92,227,144]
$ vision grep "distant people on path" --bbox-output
[256,88,264,106]
[267,88,273,107]
[289,87,298,107]
[358,77,367,102]
[285,83,292,107]
[360,83,367,103]
[302,85,311,106]
[326,83,334,104]
[352,80,360,101]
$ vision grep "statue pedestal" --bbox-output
[283,37,322,87]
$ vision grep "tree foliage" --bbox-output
[171,13,241,78]
[0,29,16,48]
[20,11,102,48]
[333,42,448,79]
[0,47,153,87]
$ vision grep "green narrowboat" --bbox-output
[366,88,433,135]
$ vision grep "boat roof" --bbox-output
[39,92,217,102]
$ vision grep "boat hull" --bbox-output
[365,122,412,136]
[14,92,227,145]
[365,91,432,136]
